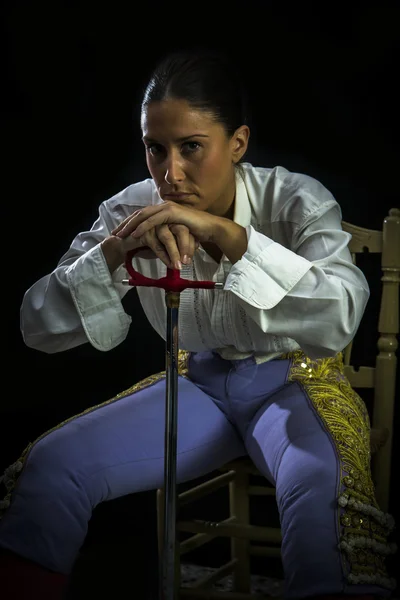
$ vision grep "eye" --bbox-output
[182,141,201,153]
[145,144,163,156]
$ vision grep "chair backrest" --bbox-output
[341,208,400,512]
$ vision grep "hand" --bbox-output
[134,222,199,269]
[108,213,199,271]
[101,234,140,274]
[110,202,248,268]
[112,202,219,245]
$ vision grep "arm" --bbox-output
[211,218,248,264]
[220,203,370,359]
[107,179,368,359]
[21,201,135,354]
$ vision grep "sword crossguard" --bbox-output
[123,247,223,292]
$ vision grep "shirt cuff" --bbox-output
[66,244,132,351]
[224,225,312,309]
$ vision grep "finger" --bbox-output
[169,226,197,263]
[155,225,182,270]
[116,205,169,238]
[131,213,160,239]
[112,210,143,237]
[113,204,169,236]
[167,224,191,264]
[142,229,176,269]
[187,234,196,263]
[181,232,197,265]
[131,202,176,239]
[120,235,143,254]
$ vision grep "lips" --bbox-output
[164,193,192,197]
[163,193,194,203]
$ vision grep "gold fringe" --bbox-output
[283,350,396,590]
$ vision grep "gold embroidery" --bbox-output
[282,350,396,590]
[177,349,190,377]
[1,348,395,589]
[0,350,190,519]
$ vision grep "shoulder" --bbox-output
[241,163,339,225]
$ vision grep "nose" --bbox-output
[164,150,185,185]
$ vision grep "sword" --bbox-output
[123,247,223,599]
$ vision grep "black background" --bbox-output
[2,1,399,595]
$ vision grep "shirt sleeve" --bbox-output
[224,202,370,359]
[20,201,133,354]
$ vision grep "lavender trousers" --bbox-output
[0,350,394,598]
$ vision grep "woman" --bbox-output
[0,49,396,599]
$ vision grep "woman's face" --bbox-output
[141,98,249,219]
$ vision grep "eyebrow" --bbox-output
[142,134,209,143]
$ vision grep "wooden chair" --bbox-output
[156,208,400,599]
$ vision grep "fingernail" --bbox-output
[186,256,192,265]
[175,260,182,270]
[182,255,188,264]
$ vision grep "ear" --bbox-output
[230,125,250,163]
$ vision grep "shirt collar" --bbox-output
[233,169,251,228]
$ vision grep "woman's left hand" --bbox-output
[112,202,220,244]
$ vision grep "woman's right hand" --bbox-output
[101,223,198,274]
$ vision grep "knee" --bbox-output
[23,427,79,485]
[277,445,338,512]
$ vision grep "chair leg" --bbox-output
[229,471,251,593]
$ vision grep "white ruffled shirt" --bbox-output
[20,163,370,361]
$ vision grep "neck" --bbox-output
[222,197,235,220]
[212,171,237,221]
